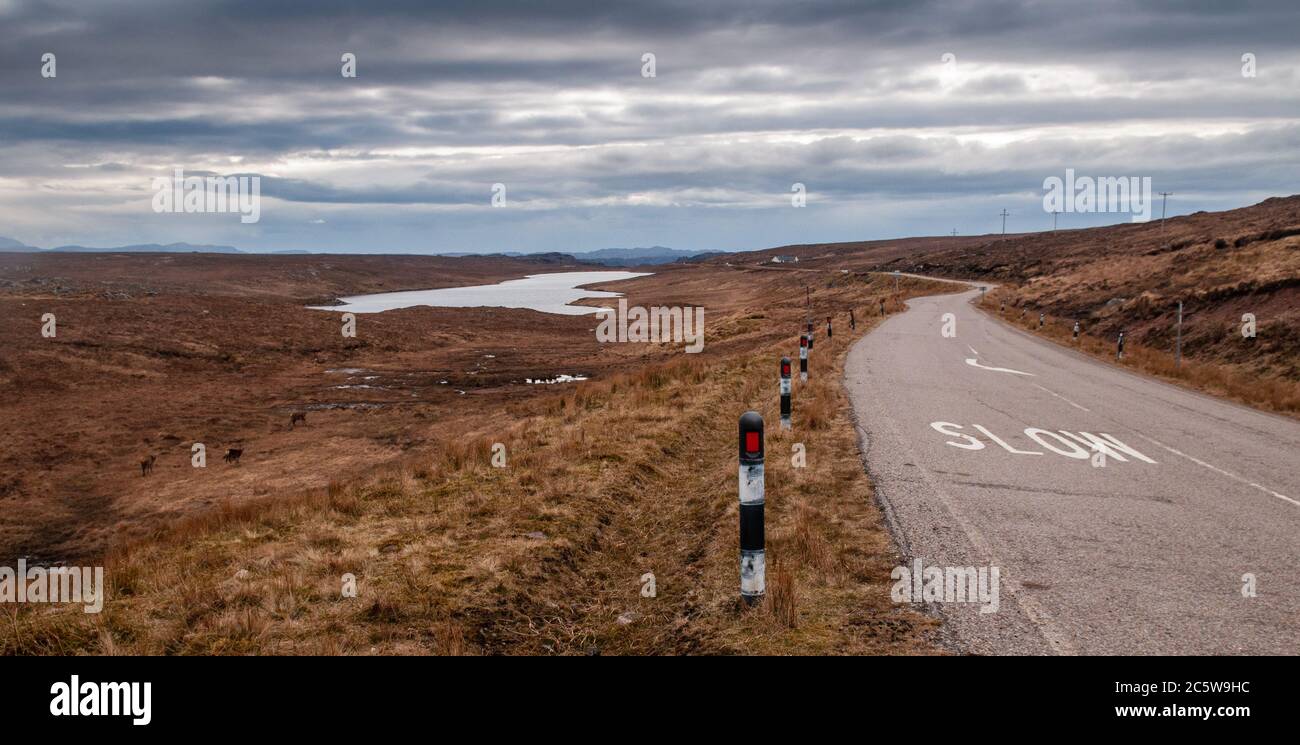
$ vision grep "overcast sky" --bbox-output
[1,0,1297,253]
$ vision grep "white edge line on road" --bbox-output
[1134,433,1299,508]
[1030,383,1090,412]
[849,391,1075,655]
[965,357,1035,376]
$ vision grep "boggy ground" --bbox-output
[2,251,946,655]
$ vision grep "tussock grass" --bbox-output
[764,563,799,629]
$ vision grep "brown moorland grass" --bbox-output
[3,274,951,656]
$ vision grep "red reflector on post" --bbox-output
[745,432,759,453]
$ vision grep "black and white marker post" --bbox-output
[1117,331,1126,360]
[779,357,792,430]
[1073,320,1080,340]
[799,333,808,382]
[806,319,814,351]
[738,411,765,606]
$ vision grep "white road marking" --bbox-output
[1031,383,1090,412]
[1058,431,1157,463]
[931,421,984,450]
[972,424,1041,455]
[967,344,979,356]
[889,421,1074,655]
[1025,427,1090,459]
[965,358,1035,376]
[934,421,1156,464]
[1134,434,1298,508]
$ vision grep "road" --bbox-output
[844,281,1300,654]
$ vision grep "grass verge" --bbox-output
[983,288,1300,417]
[3,274,947,655]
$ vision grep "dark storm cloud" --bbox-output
[1,0,1297,252]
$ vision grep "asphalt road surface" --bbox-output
[844,281,1299,655]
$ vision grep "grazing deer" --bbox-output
[140,454,156,476]
[289,412,307,429]
[223,448,243,464]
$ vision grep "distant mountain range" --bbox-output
[0,236,36,251]
[0,237,722,265]
[0,237,240,254]
[435,245,720,265]
[566,246,723,266]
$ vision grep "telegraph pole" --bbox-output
[1052,211,1060,232]
[1159,192,1173,234]
[951,228,957,237]
[1000,209,1010,237]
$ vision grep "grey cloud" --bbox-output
[1,0,1297,252]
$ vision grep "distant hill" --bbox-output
[0,236,35,251]
[50,242,243,254]
[674,251,726,263]
[0,237,719,263]
[435,246,722,266]
[437,251,526,258]
[571,246,704,266]
[0,237,243,253]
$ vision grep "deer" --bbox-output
[223,448,243,464]
[140,454,156,477]
[289,412,307,429]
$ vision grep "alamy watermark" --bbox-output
[151,168,261,224]
[1043,168,1152,222]
[891,558,999,614]
[50,676,151,726]
[595,298,704,353]
[1,558,104,613]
